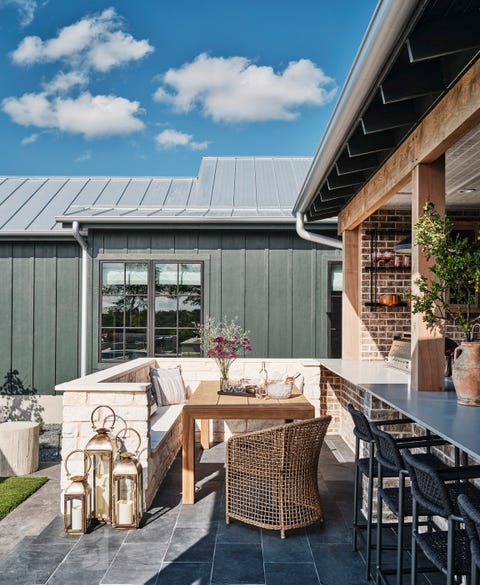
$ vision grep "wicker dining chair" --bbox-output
[225,416,331,538]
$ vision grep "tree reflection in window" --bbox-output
[100,261,202,361]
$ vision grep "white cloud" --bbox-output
[75,150,92,162]
[1,0,37,27]
[11,7,154,71]
[2,91,145,138]
[154,53,336,123]
[42,71,88,95]
[21,132,39,145]
[155,129,208,150]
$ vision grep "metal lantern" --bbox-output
[85,405,116,523]
[64,450,92,534]
[112,428,144,529]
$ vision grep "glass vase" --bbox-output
[219,370,229,391]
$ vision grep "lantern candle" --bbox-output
[71,502,83,531]
[117,499,134,525]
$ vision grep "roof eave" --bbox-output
[292,0,423,217]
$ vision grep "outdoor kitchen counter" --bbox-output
[319,358,408,385]
[319,359,480,461]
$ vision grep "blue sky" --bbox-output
[0,0,377,177]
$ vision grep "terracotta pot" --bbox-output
[452,342,480,406]
[379,294,399,306]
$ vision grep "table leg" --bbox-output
[182,410,195,504]
[200,419,211,449]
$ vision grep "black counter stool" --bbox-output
[371,422,448,585]
[348,404,412,579]
[458,494,480,585]
[404,451,480,585]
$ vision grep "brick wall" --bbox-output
[359,208,480,357]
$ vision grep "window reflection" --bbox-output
[100,261,202,361]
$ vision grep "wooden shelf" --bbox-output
[365,265,411,271]
[365,301,409,308]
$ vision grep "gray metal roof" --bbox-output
[0,157,315,237]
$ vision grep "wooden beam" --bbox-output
[410,158,445,392]
[338,58,480,233]
[342,228,361,359]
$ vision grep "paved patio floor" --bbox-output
[0,438,445,585]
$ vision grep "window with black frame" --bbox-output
[100,261,202,362]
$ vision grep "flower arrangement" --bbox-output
[196,317,253,389]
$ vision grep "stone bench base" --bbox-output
[146,405,183,507]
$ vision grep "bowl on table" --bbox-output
[266,381,293,399]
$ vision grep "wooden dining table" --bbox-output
[181,380,315,504]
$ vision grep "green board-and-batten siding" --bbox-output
[91,228,340,367]
[0,242,80,395]
[0,228,339,395]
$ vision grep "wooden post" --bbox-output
[411,157,445,391]
[342,227,361,359]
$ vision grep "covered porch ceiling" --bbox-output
[294,0,480,224]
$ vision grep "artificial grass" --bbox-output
[0,476,48,520]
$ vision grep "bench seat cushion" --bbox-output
[150,405,183,451]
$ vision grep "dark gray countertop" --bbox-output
[319,358,480,460]
[359,382,480,458]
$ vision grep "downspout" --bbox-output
[295,212,343,250]
[72,221,88,377]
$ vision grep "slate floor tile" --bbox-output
[264,562,321,585]
[46,566,107,585]
[157,561,212,585]
[216,520,262,544]
[262,531,313,563]
[164,527,217,563]
[0,543,72,585]
[310,543,371,585]
[125,515,177,544]
[211,543,264,585]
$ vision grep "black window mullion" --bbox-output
[148,261,155,357]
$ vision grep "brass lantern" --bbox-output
[85,405,116,523]
[64,450,92,534]
[112,428,144,529]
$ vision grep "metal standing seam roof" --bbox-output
[0,157,316,236]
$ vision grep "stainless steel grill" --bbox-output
[386,335,411,373]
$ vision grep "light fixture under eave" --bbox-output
[459,188,477,194]
[394,236,411,254]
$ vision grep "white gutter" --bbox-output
[293,0,424,215]
[72,221,88,377]
[296,212,343,249]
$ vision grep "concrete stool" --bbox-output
[0,421,39,476]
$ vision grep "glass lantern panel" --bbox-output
[92,454,111,521]
[116,477,135,525]
[67,498,84,532]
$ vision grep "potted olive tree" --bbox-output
[409,202,480,405]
